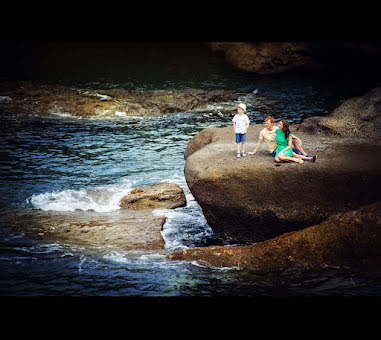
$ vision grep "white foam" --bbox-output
[189,260,240,271]
[29,183,132,212]
[115,111,127,116]
[103,251,166,266]
[48,107,80,119]
[78,254,87,273]
[0,95,12,102]
[156,202,214,253]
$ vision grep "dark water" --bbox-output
[1,42,380,296]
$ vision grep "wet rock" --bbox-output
[120,182,186,210]
[297,86,381,137]
[7,209,168,253]
[0,82,239,118]
[168,201,381,275]
[4,183,186,253]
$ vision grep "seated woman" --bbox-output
[275,120,316,164]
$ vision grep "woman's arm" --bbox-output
[292,134,302,146]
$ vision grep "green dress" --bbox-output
[275,129,293,157]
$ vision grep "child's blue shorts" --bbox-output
[235,133,247,143]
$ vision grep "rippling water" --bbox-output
[1,43,380,296]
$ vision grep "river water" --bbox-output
[1,43,380,296]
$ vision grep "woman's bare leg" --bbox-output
[292,152,312,160]
[276,153,303,163]
[292,152,317,162]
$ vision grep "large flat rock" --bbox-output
[184,90,381,244]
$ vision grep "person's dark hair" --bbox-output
[281,120,291,140]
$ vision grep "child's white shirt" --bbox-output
[232,114,250,134]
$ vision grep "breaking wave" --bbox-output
[28,182,132,212]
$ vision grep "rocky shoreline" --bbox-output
[2,79,380,276]
[169,87,381,275]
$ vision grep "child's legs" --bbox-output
[235,133,246,153]
[240,133,247,152]
[235,134,240,153]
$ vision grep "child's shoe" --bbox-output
[236,153,241,158]
[242,152,247,157]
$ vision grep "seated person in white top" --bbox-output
[248,116,308,157]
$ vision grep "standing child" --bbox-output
[232,103,250,158]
